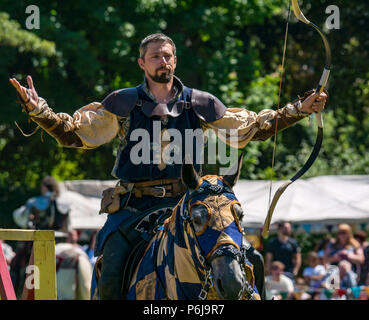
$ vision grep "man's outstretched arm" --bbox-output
[203,90,328,149]
[9,75,120,149]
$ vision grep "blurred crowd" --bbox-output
[3,221,368,300]
[1,176,369,300]
[263,222,369,300]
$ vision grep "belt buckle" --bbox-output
[154,186,166,198]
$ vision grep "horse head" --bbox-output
[180,153,255,300]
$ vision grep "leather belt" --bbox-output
[120,178,186,198]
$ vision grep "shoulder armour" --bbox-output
[191,89,227,122]
[101,87,138,117]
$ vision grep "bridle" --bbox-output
[180,189,256,300]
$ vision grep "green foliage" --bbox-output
[0,12,55,56]
[0,0,368,227]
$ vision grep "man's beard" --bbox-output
[281,230,290,236]
[148,67,174,83]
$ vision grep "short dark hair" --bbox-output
[139,33,176,59]
[277,221,291,229]
[271,261,285,271]
[307,251,318,260]
[42,176,60,197]
[354,230,367,243]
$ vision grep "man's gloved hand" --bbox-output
[9,75,39,112]
[299,89,329,114]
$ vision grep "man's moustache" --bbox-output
[157,66,171,71]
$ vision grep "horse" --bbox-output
[125,154,261,300]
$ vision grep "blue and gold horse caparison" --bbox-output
[127,174,260,300]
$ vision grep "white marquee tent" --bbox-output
[59,175,369,230]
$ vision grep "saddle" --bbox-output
[119,206,173,298]
[121,238,149,298]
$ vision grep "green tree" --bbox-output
[0,0,368,227]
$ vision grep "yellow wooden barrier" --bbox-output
[0,229,57,300]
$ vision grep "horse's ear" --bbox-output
[181,154,201,190]
[222,152,244,188]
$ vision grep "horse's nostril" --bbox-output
[217,279,224,293]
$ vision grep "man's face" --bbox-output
[67,230,78,244]
[279,222,292,236]
[138,41,177,83]
[308,256,318,266]
[41,185,48,195]
[271,265,283,277]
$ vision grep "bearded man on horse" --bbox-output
[10,33,327,300]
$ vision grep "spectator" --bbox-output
[55,230,92,300]
[0,240,15,270]
[359,286,369,300]
[338,260,357,290]
[83,230,98,268]
[354,231,369,285]
[66,229,82,248]
[324,224,364,268]
[364,273,369,286]
[354,231,368,249]
[303,251,326,289]
[12,176,70,232]
[265,221,301,279]
[314,235,334,265]
[265,261,295,300]
[293,278,311,300]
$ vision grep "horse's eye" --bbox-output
[190,204,209,225]
[193,215,202,225]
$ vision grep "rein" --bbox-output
[181,199,213,300]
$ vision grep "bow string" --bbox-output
[262,0,332,238]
